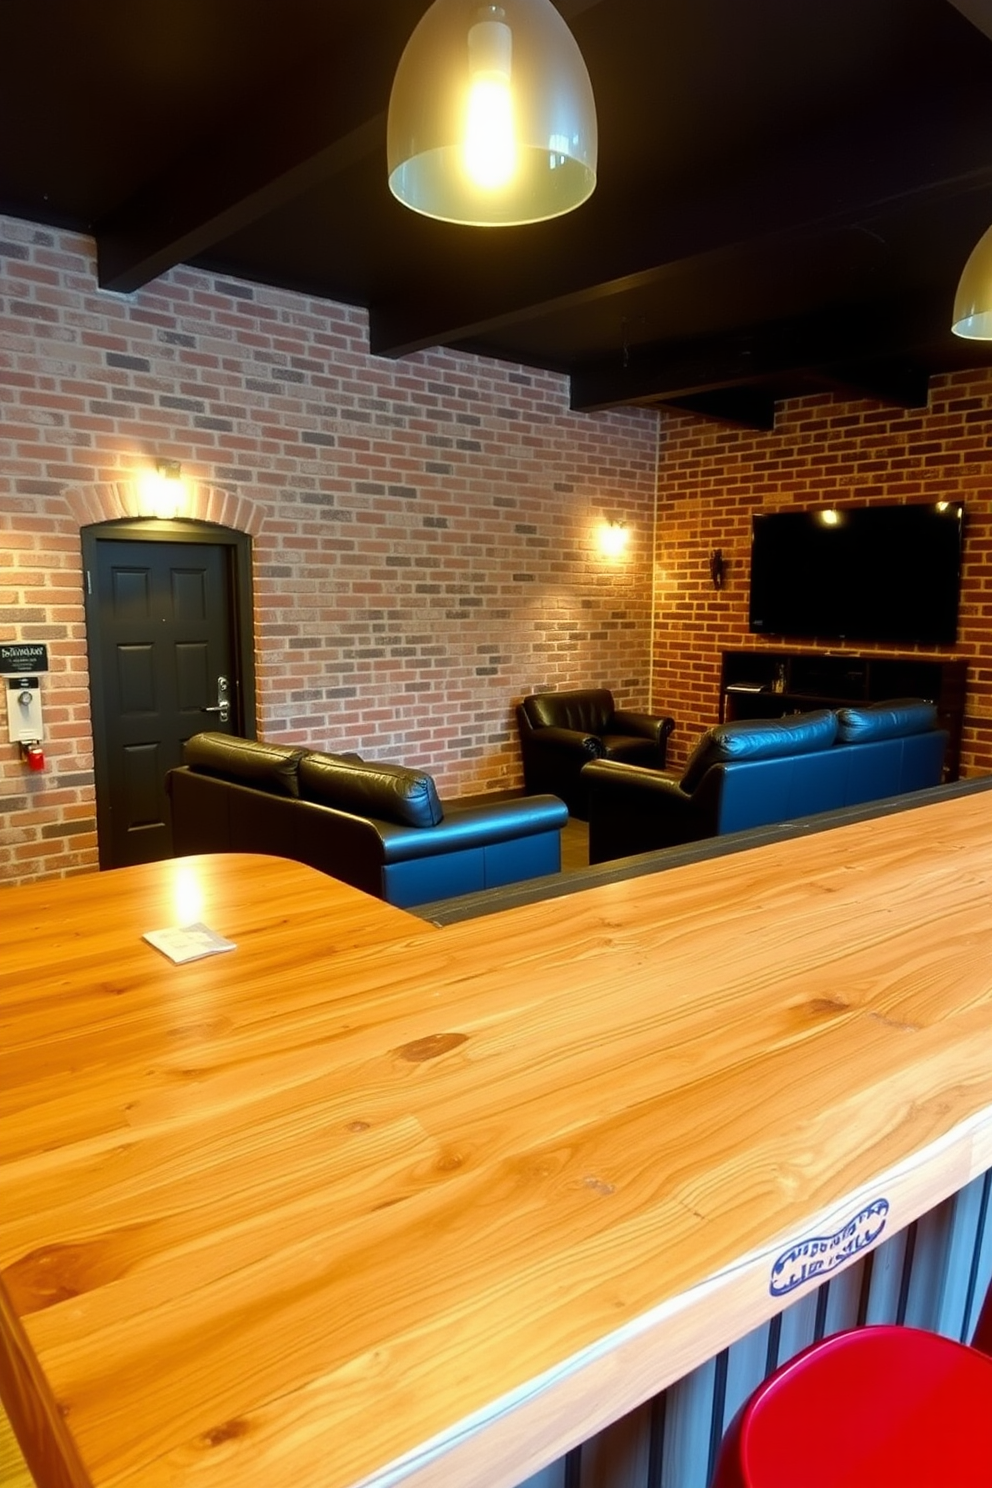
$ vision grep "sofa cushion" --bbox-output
[299,753,444,828]
[835,698,938,744]
[680,709,839,793]
[182,732,305,797]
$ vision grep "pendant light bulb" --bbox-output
[388,0,597,228]
[464,16,515,189]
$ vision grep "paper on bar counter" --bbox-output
[143,922,237,964]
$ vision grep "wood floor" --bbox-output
[560,815,590,874]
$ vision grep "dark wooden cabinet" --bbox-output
[720,649,967,780]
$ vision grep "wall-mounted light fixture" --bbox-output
[387,0,597,227]
[137,459,188,520]
[599,517,629,558]
[709,549,726,590]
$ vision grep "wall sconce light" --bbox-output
[709,548,726,590]
[600,518,629,558]
[137,459,188,520]
[387,0,597,227]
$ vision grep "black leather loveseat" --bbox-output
[167,733,569,908]
[581,699,948,865]
[516,687,675,818]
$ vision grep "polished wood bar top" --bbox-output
[2,800,992,1488]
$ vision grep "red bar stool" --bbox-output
[710,1278,992,1488]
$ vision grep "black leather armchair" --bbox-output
[516,687,675,818]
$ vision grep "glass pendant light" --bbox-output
[952,222,992,339]
[387,0,597,227]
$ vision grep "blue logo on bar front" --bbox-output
[769,1198,890,1296]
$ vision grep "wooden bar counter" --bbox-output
[2,795,992,1488]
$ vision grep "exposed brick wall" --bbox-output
[7,213,992,888]
[653,377,992,775]
[0,217,658,885]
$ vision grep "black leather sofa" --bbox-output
[166,733,569,908]
[516,687,675,818]
[581,700,948,864]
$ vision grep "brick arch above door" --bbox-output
[0,478,262,887]
[61,479,264,536]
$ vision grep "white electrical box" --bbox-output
[6,675,43,743]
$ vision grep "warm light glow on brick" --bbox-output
[600,519,629,557]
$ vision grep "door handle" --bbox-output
[201,676,230,724]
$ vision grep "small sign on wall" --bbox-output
[0,643,49,675]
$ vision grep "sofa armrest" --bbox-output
[168,766,389,898]
[583,759,707,863]
[523,725,604,758]
[584,761,688,805]
[612,709,676,745]
[374,793,569,863]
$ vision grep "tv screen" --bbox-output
[748,503,964,646]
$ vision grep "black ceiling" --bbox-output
[7,0,992,428]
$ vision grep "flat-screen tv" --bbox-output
[748,503,964,646]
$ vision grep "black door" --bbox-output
[84,524,254,869]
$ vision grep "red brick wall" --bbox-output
[7,213,992,886]
[653,378,992,775]
[0,218,658,885]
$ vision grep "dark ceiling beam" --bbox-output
[568,300,949,411]
[369,103,992,358]
[660,389,778,431]
[808,362,933,409]
[97,117,383,294]
[93,0,430,294]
